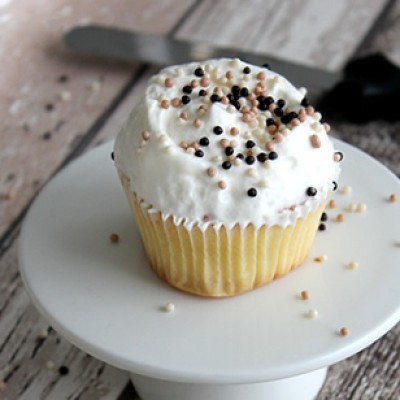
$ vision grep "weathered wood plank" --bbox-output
[175,0,389,71]
[0,0,195,240]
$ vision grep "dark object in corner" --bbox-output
[321,54,400,123]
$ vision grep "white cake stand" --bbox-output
[19,140,400,400]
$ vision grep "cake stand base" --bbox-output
[131,367,327,400]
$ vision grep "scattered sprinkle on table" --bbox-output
[356,203,367,213]
[341,185,352,195]
[300,290,310,300]
[58,366,69,376]
[347,261,359,269]
[388,193,397,202]
[314,254,328,263]
[164,303,175,313]
[306,309,318,318]
[36,328,49,340]
[110,233,119,243]
[45,360,55,370]
[336,213,344,222]
[339,327,349,336]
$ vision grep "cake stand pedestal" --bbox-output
[19,141,400,400]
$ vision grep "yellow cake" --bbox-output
[114,58,342,297]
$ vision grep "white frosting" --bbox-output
[114,58,341,229]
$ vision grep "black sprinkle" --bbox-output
[182,85,192,94]
[306,187,317,196]
[277,99,286,108]
[262,63,270,69]
[240,87,249,97]
[320,212,328,222]
[265,96,274,106]
[225,146,234,156]
[274,107,284,117]
[45,103,54,112]
[210,94,221,103]
[243,66,251,74]
[195,149,204,158]
[111,152,114,160]
[231,85,240,96]
[245,155,255,165]
[247,188,257,197]
[236,153,244,160]
[58,366,69,376]
[268,151,278,160]
[266,118,275,127]
[181,95,191,105]
[42,132,52,140]
[199,89,207,96]
[318,223,326,231]
[258,102,269,111]
[246,140,255,149]
[232,100,241,110]
[194,67,204,77]
[301,97,309,107]
[222,161,232,170]
[199,137,209,146]
[57,74,68,83]
[257,152,268,163]
[332,181,338,191]
[213,126,223,135]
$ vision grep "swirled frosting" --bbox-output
[114,58,341,229]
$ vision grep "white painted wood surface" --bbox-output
[0,0,399,399]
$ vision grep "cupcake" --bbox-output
[113,58,341,297]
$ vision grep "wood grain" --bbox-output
[175,0,389,71]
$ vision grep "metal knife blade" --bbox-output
[64,25,340,93]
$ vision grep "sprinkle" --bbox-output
[268,151,278,160]
[180,141,188,149]
[218,180,227,189]
[199,89,207,96]
[220,96,229,105]
[306,187,317,197]
[59,366,69,376]
[230,127,239,136]
[323,122,331,132]
[194,149,204,158]
[346,203,357,212]
[300,290,310,300]
[318,223,326,231]
[257,152,268,163]
[36,329,49,340]
[186,148,195,155]
[259,179,268,188]
[46,360,55,370]
[171,97,180,107]
[389,194,397,202]
[320,212,328,221]
[247,188,257,197]
[267,125,277,134]
[179,112,188,120]
[110,233,119,243]
[339,327,349,336]
[164,303,175,313]
[203,215,210,222]
[226,70,234,79]
[245,155,255,165]
[222,161,231,170]
[194,67,204,77]
[164,78,174,88]
[207,167,217,177]
[181,95,191,105]
[142,131,151,141]
[199,137,209,146]
[246,169,256,177]
[329,199,336,208]
[220,138,230,148]
[347,261,359,269]
[193,118,202,128]
[243,66,251,74]
[334,151,344,162]
[246,140,256,149]
[356,203,367,213]
[265,142,274,151]
[257,72,266,80]
[314,254,328,262]
[310,134,321,148]
[160,99,170,109]
[200,77,210,87]
[336,213,344,222]
[341,185,352,195]
[306,106,315,115]
[59,90,71,102]
[306,309,318,318]
[225,146,234,156]
[213,126,223,135]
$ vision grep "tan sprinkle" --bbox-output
[265,142,275,152]
[226,70,234,80]
[242,114,252,123]
[207,167,217,177]
[268,125,277,134]
[193,118,202,128]
[179,112,188,120]
[142,130,151,141]
[356,203,367,213]
[191,79,199,88]
[220,138,230,148]
[203,215,210,222]
[291,118,301,127]
[180,141,188,149]
[230,127,239,136]
[160,99,170,109]
[306,105,315,115]
[339,327,349,336]
[257,72,266,80]
[310,134,321,148]
[200,77,210,87]
[164,78,174,88]
[336,213,344,222]
[171,97,180,107]
[323,122,331,132]
[329,199,336,208]
[300,290,310,300]
[218,180,227,189]
[389,193,397,202]
[220,96,229,105]
[333,153,342,162]
[110,233,119,243]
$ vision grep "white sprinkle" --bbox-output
[356,203,367,213]
[59,90,71,102]
[36,329,48,340]
[164,146,173,155]
[306,309,318,319]
[222,86,230,95]
[164,303,175,313]
[204,64,212,73]
[88,80,101,92]
[243,74,250,82]
[186,148,195,155]
[233,158,242,166]
[230,139,238,148]
[249,120,258,129]
[212,155,222,162]
[227,105,235,113]
[45,360,55,370]
[341,185,352,195]
[347,261,359,269]
[219,77,228,85]
[258,179,268,188]
[346,203,357,212]
[243,131,252,139]
[158,135,168,144]
[314,112,322,121]
[231,58,240,67]
[246,169,256,177]
[311,122,322,131]
[175,68,184,77]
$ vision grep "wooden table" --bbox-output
[1,1,399,399]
